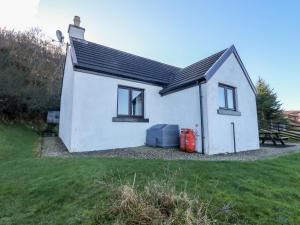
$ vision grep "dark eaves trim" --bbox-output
[73,66,167,87]
[69,38,78,64]
[159,77,206,96]
[59,43,70,106]
[161,45,257,96]
[70,39,168,87]
[232,48,257,95]
[205,45,257,95]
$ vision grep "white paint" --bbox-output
[204,53,259,154]
[200,83,210,153]
[59,47,259,154]
[59,48,75,149]
[64,70,203,152]
[162,86,203,152]
[68,71,163,152]
[68,25,85,39]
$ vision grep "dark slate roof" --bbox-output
[70,37,226,94]
[160,49,226,94]
[71,38,180,85]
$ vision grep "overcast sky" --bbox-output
[0,0,299,110]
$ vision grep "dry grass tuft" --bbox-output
[91,178,236,225]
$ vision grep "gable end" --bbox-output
[204,45,256,95]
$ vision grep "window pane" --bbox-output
[117,88,129,115]
[218,87,226,108]
[131,90,143,116]
[227,88,235,109]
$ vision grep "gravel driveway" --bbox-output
[41,137,300,161]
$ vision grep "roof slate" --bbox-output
[71,38,180,85]
[160,49,226,94]
[71,37,226,93]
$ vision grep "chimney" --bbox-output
[68,16,85,39]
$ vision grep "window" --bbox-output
[218,84,236,110]
[218,86,226,108]
[117,88,129,115]
[131,90,143,116]
[117,86,144,117]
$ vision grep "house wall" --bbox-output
[63,72,204,152]
[69,71,164,152]
[59,48,258,154]
[59,48,75,149]
[200,83,210,153]
[205,53,259,154]
[162,86,203,152]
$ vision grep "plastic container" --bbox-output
[146,124,179,147]
[180,128,196,153]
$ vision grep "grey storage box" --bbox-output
[146,124,179,147]
[47,111,60,124]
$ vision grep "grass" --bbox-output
[1,124,300,224]
[93,181,223,225]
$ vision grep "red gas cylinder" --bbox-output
[180,129,187,151]
[180,129,196,153]
[185,129,196,153]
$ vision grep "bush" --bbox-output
[90,175,237,225]
[0,27,64,120]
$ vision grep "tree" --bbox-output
[0,27,65,120]
[256,78,284,126]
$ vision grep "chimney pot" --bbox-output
[74,16,81,27]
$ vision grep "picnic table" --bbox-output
[259,130,288,145]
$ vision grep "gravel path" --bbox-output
[41,137,300,161]
[41,137,70,157]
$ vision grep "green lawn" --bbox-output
[1,124,300,225]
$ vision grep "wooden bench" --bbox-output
[259,130,288,145]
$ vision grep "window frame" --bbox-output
[117,85,145,118]
[218,83,237,111]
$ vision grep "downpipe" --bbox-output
[198,82,205,154]
[231,122,236,153]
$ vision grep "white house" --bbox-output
[59,17,259,155]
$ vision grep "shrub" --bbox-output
[90,176,237,225]
[0,27,64,120]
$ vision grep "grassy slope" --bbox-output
[1,124,300,224]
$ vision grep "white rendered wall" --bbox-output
[162,86,203,152]
[68,25,85,39]
[205,53,259,154]
[59,49,75,149]
[69,71,163,152]
[200,83,210,153]
[59,49,258,154]
[67,70,204,152]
